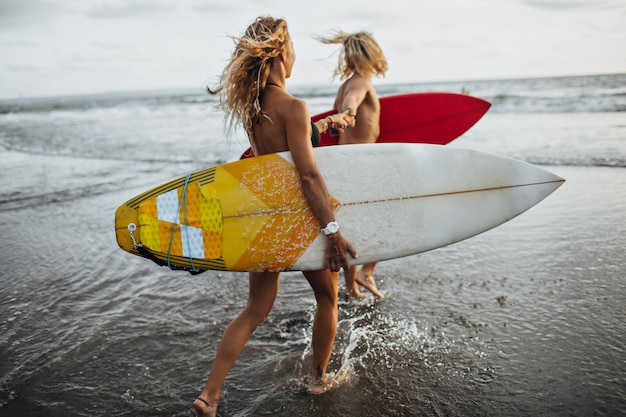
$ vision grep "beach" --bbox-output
[0,73,624,416]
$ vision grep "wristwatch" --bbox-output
[321,221,340,236]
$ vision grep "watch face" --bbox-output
[326,222,339,234]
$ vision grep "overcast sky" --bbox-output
[1,0,624,99]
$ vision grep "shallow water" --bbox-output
[1,74,625,416]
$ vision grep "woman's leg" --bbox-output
[194,272,281,416]
[302,269,339,393]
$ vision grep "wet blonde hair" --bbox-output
[318,30,388,80]
[207,16,290,139]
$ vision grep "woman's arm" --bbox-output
[285,98,357,271]
[313,111,354,134]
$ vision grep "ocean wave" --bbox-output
[0,88,217,115]
[483,92,626,113]
[530,157,626,168]
[376,73,626,114]
[2,73,625,115]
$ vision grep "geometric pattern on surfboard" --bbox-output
[131,154,340,272]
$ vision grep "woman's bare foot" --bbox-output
[193,396,218,417]
[355,267,383,298]
[307,374,340,395]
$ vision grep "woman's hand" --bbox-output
[327,110,356,131]
[324,232,357,272]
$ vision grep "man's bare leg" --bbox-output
[344,265,366,301]
[355,262,383,298]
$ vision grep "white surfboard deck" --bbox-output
[289,143,564,270]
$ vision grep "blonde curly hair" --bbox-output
[208,16,290,139]
[318,30,388,81]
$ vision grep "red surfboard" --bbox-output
[240,92,491,159]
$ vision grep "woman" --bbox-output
[193,16,357,417]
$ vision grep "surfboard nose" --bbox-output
[533,166,566,195]
[549,171,566,187]
[534,170,565,203]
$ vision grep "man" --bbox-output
[319,30,389,300]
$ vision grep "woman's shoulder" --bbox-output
[277,92,308,117]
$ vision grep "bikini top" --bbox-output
[310,121,321,148]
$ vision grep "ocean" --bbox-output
[0,73,624,416]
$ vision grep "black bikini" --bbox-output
[310,121,321,148]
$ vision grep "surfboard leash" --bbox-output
[126,222,206,275]
[166,172,201,273]
[125,172,205,275]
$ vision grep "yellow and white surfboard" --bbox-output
[115,143,564,272]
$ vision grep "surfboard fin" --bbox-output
[134,244,207,275]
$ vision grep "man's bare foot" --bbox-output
[347,287,367,301]
[193,396,218,417]
[355,268,383,298]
